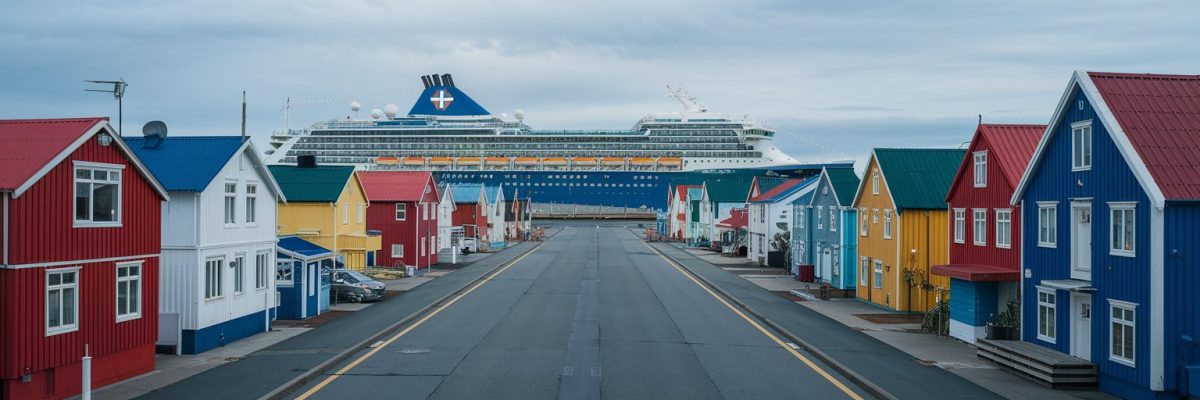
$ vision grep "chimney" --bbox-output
[297,155,317,168]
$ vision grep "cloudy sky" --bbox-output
[2,1,1198,168]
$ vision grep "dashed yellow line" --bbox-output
[294,246,541,400]
[643,241,864,400]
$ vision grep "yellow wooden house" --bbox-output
[851,148,965,312]
[269,164,381,271]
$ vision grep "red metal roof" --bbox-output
[749,178,805,203]
[0,117,106,191]
[946,124,1045,201]
[1089,72,1200,200]
[357,171,436,202]
[717,208,748,229]
[930,263,1019,282]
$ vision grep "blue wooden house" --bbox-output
[276,236,335,320]
[794,167,860,290]
[1011,71,1200,399]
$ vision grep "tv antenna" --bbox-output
[85,79,128,135]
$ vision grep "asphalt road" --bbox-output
[291,225,868,400]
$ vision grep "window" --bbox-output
[973,151,988,188]
[233,254,245,295]
[1072,121,1092,171]
[420,240,426,257]
[74,163,122,226]
[1037,288,1056,342]
[860,257,868,286]
[255,251,269,290]
[46,268,79,335]
[356,203,365,224]
[423,202,429,220]
[816,206,824,229]
[396,203,407,221]
[245,184,257,223]
[872,209,879,224]
[1110,300,1136,366]
[115,262,141,321]
[205,257,224,300]
[797,208,805,228]
[953,209,965,243]
[872,169,880,195]
[224,182,237,224]
[343,203,349,225]
[996,209,1012,249]
[1110,203,1135,256]
[829,209,837,232]
[973,209,987,246]
[1038,203,1058,247]
[873,260,883,289]
[276,262,293,283]
[860,208,869,236]
[392,244,404,258]
[882,210,893,239]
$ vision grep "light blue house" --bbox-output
[1011,71,1200,399]
[793,167,860,289]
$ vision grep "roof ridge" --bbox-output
[1087,71,1200,80]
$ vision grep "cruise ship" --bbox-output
[265,74,846,210]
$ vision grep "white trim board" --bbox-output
[1,253,160,269]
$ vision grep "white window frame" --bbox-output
[871,169,880,195]
[1072,120,1093,171]
[396,203,407,221]
[816,206,824,230]
[392,244,404,258]
[1038,202,1058,248]
[953,208,965,243]
[860,208,869,236]
[1109,202,1136,257]
[973,151,987,188]
[995,209,1012,249]
[224,181,237,226]
[872,209,879,224]
[873,260,883,289]
[882,209,893,239]
[73,161,124,227]
[245,183,257,224]
[1109,299,1137,367]
[255,251,270,290]
[972,208,987,246]
[829,209,837,232]
[205,257,224,301]
[1037,287,1056,343]
[357,203,365,224]
[860,257,868,286]
[46,267,80,336]
[115,261,142,322]
[233,254,246,295]
[343,203,349,225]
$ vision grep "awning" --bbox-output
[278,236,335,261]
[930,263,1019,282]
[1040,279,1097,292]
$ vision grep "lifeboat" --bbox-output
[602,157,625,166]
[429,157,452,165]
[374,156,400,165]
[658,157,683,166]
[543,157,568,165]
[403,157,425,166]
[630,157,655,165]
[515,157,539,165]
[485,157,510,165]
[456,157,482,166]
[572,157,598,166]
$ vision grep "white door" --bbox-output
[1071,203,1092,281]
[821,248,833,282]
[1071,293,1092,361]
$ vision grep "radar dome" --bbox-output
[384,104,399,118]
[515,109,525,121]
[350,101,361,112]
[370,109,383,119]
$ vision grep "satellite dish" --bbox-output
[370,109,383,119]
[515,109,525,122]
[384,104,399,118]
[350,101,361,112]
[142,120,168,137]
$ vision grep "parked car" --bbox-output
[331,269,386,302]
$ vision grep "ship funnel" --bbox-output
[442,74,454,87]
[432,74,443,87]
[421,75,432,88]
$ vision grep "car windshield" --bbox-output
[344,270,373,282]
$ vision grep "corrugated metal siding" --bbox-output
[841,208,858,290]
[368,201,437,268]
[947,134,1023,272]
[158,249,197,325]
[1163,204,1200,393]
[899,210,950,312]
[198,151,280,247]
[854,157,898,308]
[811,177,848,287]
[0,257,159,379]
[1019,87,1151,390]
[9,139,162,264]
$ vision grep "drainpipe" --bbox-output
[3,192,8,265]
[331,202,338,267]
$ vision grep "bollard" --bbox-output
[82,344,91,400]
[452,246,457,264]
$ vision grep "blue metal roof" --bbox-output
[449,183,484,204]
[791,189,816,205]
[126,136,244,192]
[408,85,491,117]
[484,185,502,203]
[278,236,333,258]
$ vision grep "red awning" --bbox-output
[930,264,1019,282]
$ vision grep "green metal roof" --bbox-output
[874,148,966,210]
[824,167,861,207]
[268,165,355,202]
[704,179,753,203]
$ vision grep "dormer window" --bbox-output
[973,151,987,188]
[1072,121,1093,171]
[871,170,880,195]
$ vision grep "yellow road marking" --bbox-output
[294,246,541,399]
[643,241,864,400]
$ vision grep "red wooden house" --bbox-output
[448,184,488,250]
[0,118,168,399]
[932,123,1044,343]
[358,171,440,269]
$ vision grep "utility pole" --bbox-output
[84,79,127,135]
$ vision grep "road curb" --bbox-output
[646,242,899,400]
[259,241,544,400]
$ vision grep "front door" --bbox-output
[1071,293,1092,361]
[821,248,833,283]
[1071,202,1092,281]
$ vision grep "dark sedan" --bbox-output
[331,269,386,302]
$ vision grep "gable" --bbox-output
[269,165,355,202]
[874,148,965,210]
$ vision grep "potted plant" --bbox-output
[986,298,1020,340]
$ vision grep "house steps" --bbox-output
[976,339,1097,389]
